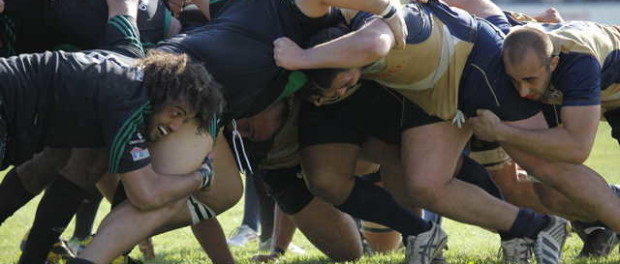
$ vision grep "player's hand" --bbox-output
[383,7,408,49]
[468,109,504,142]
[168,0,185,17]
[197,156,214,189]
[251,253,282,263]
[534,8,564,23]
[0,0,5,13]
[273,37,306,70]
[138,237,156,259]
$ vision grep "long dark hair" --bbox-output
[137,50,226,132]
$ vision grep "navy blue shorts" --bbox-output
[605,107,620,144]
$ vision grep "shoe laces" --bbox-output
[500,238,533,262]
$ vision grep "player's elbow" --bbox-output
[565,145,591,164]
[358,33,392,61]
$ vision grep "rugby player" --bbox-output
[439,0,620,258]
[0,2,225,260]
[274,1,573,263]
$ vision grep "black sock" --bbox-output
[336,177,432,237]
[67,258,96,264]
[504,208,550,240]
[0,168,35,225]
[73,193,102,240]
[457,155,504,200]
[18,176,89,264]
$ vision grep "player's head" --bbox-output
[138,50,225,141]
[234,100,289,142]
[300,26,362,106]
[503,26,559,101]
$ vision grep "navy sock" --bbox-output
[504,208,550,240]
[18,176,88,264]
[336,177,432,236]
[0,168,35,225]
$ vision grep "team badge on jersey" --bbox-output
[128,132,147,146]
[130,147,150,161]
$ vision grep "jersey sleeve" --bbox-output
[553,53,602,107]
[485,15,511,34]
[101,87,153,174]
[349,5,430,44]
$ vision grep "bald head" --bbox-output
[503,27,554,66]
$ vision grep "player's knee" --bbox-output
[328,246,363,262]
[305,173,346,205]
[406,182,442,209]
[524,162,570,188]
[218,185,243,213]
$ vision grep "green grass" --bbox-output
[1,123,619,263]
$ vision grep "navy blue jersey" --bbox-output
[156,0,343,120]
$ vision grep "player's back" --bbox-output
[0,50,145,166]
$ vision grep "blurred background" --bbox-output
[495,0,620,24]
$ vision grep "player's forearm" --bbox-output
[497,125,594,164]
[192,218,235,264]
[303,20,393,69]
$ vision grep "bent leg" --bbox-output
[401,121,518,231]
[290,197,362,261]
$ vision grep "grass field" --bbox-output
[1,124,620,264]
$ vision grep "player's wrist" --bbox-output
[494,123,511,142]
[379,2,397,19]
[197,157,214,189]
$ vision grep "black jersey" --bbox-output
[0,48,151,173]
[2,0,171,54]
[156,0,342,120]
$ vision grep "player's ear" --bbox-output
[549,55,559,72]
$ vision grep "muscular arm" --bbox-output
[442,0,504,19]
[498,106,600,164]
[296,0,389,18]
[120,165,202,211]
[275,18,394,70]
[295,0,406,49]
[192,218,235,264]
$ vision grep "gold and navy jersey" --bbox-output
[519,22,620,109]
[351,2,480,120]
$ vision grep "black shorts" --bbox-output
[300,81,441,147]
[605,107,620,144]
[256,165,314,215]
